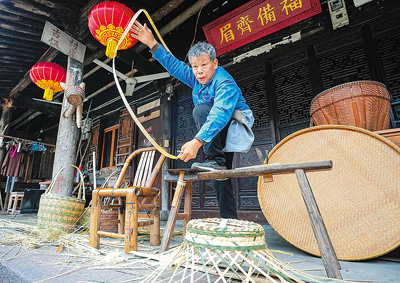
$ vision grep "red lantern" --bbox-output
[30,62,67,101]
[88,1,139,58]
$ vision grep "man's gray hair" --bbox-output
[188,42,216,64]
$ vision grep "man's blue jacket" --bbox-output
[152,44,251,147]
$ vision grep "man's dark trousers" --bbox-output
[193,103,238,219]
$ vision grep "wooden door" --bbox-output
[116,108,135,166]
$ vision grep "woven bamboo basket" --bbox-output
[310,81,391,131]
[76,206,90,230]
[184,218,267,251]
[37,165,85,231]
[142,218,342,282]
[258,125,400,261]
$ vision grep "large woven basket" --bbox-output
[310,81,391,131]
[258,125,400,261]
[37,165,85,231]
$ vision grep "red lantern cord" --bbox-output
[30,62,66,101]
[88,1,139,58]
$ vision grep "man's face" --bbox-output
[190,54,218,85]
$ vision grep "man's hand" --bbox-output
[131,21,158,49]
[178,139,203,162]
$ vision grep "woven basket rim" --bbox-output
[40,193,86,204]
[310,80,389,107]
[185,218,267,251]
[44,165,85,200]
[259,125,400,261]
[269,125,400,157]
[309,94,391,117]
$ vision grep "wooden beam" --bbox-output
[0,33,48,46]
[33,123,59,136]
[118,50,165,75]
[135,0,214,53]
[0,42,45,52]
[0,3,48,21]
[0,51,40,60]
[165,161,333,182]
[14,112,42,130]
[8,96,61,130]
[9,109,36,128]
[0,22,43,36]
[8,0,52,16]
[148,0,186,22]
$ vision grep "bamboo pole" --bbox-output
[89,190,101,249]
[92,152,97,190]
[150,194,160,246]
[124,189,137,253]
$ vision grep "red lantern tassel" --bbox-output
[105,39,118,58]
[43,88,54,101]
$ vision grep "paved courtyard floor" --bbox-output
[0,213,399,283]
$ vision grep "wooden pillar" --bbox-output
[0,103,12,211]
[51,57,82,196]
[160,93,171,221]
[0,104,12,170]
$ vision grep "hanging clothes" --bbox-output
[5,176,16,193]
[10,145,17,158]
[1,147,26,177]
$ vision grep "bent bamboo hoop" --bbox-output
[112,9,178,160]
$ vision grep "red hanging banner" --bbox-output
[203,0,321,56]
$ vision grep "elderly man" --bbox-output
[132,22,254,219]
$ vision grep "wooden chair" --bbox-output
[89,147,166,253]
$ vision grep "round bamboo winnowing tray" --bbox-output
[257,125,400,261]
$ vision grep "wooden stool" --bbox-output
[159,170,192,253]
[162,162,343,280]
[7,192,25,215]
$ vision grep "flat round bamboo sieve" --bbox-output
[257,125,400,261]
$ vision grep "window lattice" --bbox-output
[375,32,400,103]
[274,62,313,124]
[234,65,269,128]
[318,44,370,89]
